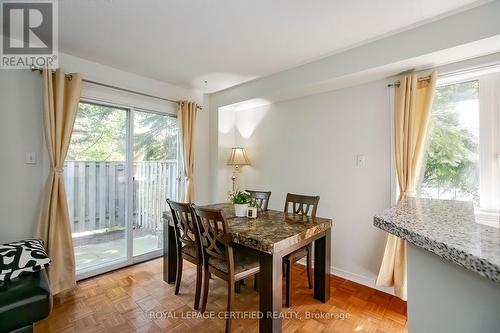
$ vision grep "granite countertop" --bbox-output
[163,203,333,254]
[374,197,500,285]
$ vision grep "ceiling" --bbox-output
[58,0,489,93]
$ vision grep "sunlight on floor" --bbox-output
[74,234,161,270]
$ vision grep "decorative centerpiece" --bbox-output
[247,199,259,219]
[229,190,251,217]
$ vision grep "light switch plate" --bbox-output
[356,154,366,167]
[25,152,37,164]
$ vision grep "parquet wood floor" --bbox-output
[35,258,407,333]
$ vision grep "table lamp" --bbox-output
[227,147,250,192]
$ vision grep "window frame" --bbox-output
[476,73,500,226]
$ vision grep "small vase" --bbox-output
[234,203,248,217]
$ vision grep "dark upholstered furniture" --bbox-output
[0,269,52,333]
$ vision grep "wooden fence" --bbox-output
[64,160,178,234]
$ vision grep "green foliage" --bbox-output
[248,198,259,208]
[133,112,178,161]
[421,80,479,204]
[229,191,251,204]
[68,102,178,162]
[68,103,127,161]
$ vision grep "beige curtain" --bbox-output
[36,68,82,295]
[376,71,437,300]
[178,101,199,203]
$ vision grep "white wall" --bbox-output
[217,80,392,289]
[0,70,44,242]
[0,52,210,243]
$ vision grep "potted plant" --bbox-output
[229,191,251,217]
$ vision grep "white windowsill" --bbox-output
[475,209,500,229]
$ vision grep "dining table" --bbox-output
[162,203,333,333]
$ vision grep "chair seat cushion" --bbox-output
[181,244,198,258]
[284,245,309,263]
[208,245,259,275]
[0,239,51,281]
[0,270,52,332]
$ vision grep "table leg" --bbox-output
[259,252,282,333]
[314,229,331,302]
[163,223,177,284]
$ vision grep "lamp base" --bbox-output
[231,166,239,192]
[231,176,236,192]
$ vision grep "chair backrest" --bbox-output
[167,199,200,256]
[191,205,234,272]
[284,193,320,218]
[246,190,272,211]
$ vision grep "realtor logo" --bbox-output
[1,0,58,69]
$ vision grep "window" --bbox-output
[419,72,500,222]
[419,80,480,203]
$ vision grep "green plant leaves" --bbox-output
[229,191,251,204]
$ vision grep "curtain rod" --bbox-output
[387,62,500,88]
[387,74,432,88]
[30,66,203,110]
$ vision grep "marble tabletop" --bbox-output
[374,197,500,285]
[163,203,333,254]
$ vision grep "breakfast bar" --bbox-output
[374,198,500,333]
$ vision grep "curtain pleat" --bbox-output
[36,68,82,295]
[178,101,198,203]
[376,71,437,300]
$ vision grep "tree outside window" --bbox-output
[419,80,480,205]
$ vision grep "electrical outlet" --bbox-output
[25,152,37,164]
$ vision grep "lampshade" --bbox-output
[227,147,250,166]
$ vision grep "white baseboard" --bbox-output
[331,266,395,296]
[296,259,395,296]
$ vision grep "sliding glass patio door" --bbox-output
[65,101,179,278]
[132,110,179,257]
[65,102,129,274]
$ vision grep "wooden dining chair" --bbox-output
[166,199,203,310]
[283,193,320,307]
[246,190,272,211]
[192,205,260,333]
